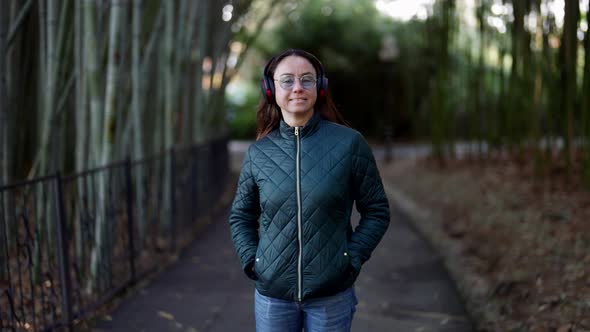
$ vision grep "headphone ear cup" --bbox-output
[318,76,328,98]
[260,77,275,104]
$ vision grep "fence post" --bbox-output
[124,158,136,282]
[53,173,73,332]
[191,145,201,230]
[203,143,210,208]
[169,148,177,252]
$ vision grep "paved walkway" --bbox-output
[91,143,474,332]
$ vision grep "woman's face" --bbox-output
[273,55,318,121]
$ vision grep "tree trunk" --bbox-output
[444,0,456,159]
[140,5,164,157]
[181,0,200,144]
[530,0,544,178]
[82,0,102,293]
[74,0,88,271]
[40,0,58,175]
[495,41,507,155]
[193,0,210,144]
[131,0,147,247]
[164,0,175,150]
[561,0,580,183]
[206,27,232,138]
[112,5,131,162]
[540,10,557,167]
[5,0,36,260]
[161,0,176,237]
[0,0,7,184]
[33,0,59,286]
[430,0,454,165]
[0,0,8,281]
[475,0,485,158]
[90,0,122,291]
[53,0,72,173]
[519,0,532,153]
[84,0,103,168]
[582,3,590,188]
[507,0,525,154]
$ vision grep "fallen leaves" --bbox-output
[382,158,590,331]
[556,324,573,332]
[157,310,175,320]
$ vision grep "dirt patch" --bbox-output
[380,158,590,332]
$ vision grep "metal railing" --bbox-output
[0,139,229,332]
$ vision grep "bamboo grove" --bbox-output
[0,0,281,184]
[0,0,277,299]
[414,0,590,186]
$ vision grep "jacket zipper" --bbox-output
[295,126,303,301]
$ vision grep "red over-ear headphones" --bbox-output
[260,49,329,105]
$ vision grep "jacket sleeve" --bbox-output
[228,147,261,280]
[348,132,390,271]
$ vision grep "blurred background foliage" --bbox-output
[227,0,449,140]
[228,0,403,139]
[1,0,590,186]
[226,0,590,186]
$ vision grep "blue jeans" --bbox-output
[254,288,357,332]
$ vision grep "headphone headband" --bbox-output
[260,49,328,105]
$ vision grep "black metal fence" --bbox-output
[0,139,229,332]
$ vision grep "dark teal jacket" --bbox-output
[229,112,390,301]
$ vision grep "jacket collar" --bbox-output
[279,111,322,139]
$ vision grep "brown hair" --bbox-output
[256,49,349,140]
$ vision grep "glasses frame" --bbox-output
[273,74,318,90]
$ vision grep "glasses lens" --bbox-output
[300,75,316,89]
[279,77,295,90]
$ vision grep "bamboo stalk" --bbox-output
[180,0,199,144]
[582,4,590,188]
[561,0,579,184]
[161,0,176,236]
[531,0,545,178]
[132,0,146,247]
[4,0,32,52]
[0,0,7,185]
[476,0,485,159]
[54,0,73,173]
[84,0,103,168]
[0,0,8,281]
[193,0,210,144]
[140,7,163,161]
[74,0,88,271]
[32,0,57,286]
[90,0,123,292]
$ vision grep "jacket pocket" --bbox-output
[341,250,351,272]
[254,246,265,281]
[341,246,360,285]
[336,248,353,279]
[253,257,261,280]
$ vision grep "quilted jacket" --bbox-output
[229,111,390,302]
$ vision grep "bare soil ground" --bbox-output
[381,157,590,332]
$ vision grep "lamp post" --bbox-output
[379,34,399,163]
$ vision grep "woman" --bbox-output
[229,49,390,331]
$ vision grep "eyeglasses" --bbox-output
[274,74,317,90]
